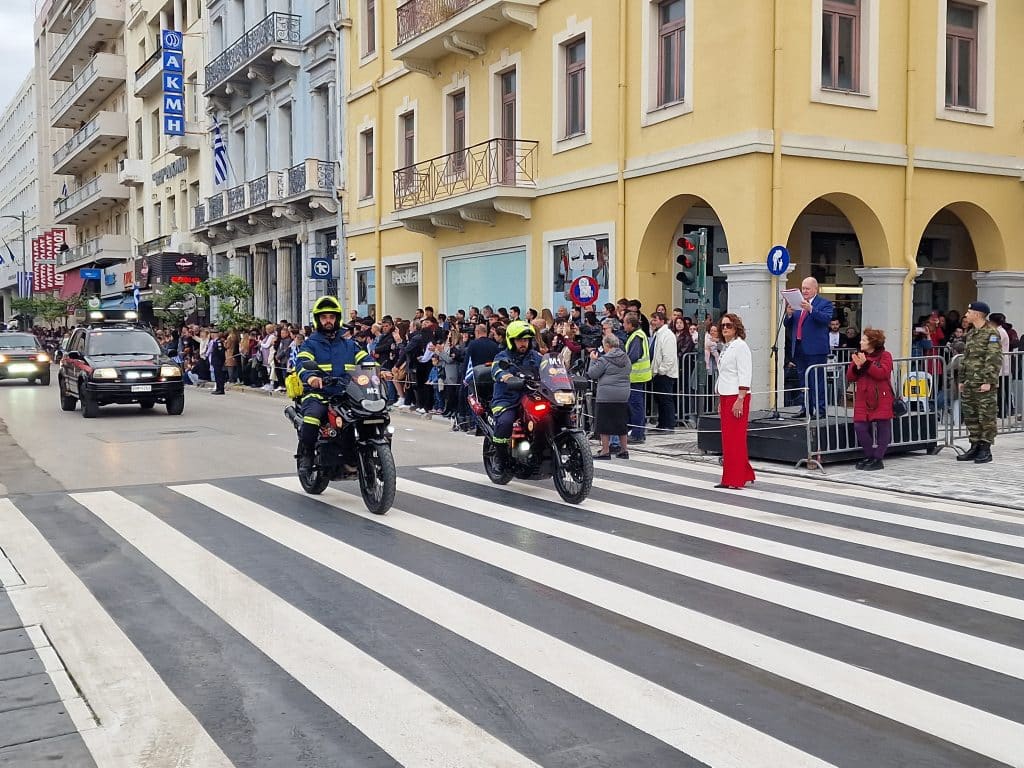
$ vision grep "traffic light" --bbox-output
[675,236,697,286]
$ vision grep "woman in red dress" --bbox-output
[715,313,756,489]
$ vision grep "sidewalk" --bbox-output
[218,383,1024,510]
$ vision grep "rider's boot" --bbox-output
[493,440,511,472]
[297,442,314,473]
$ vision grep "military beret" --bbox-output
[968,301,991,316]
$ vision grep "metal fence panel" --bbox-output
[945,350,1024,447]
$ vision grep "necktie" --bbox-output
[797,301,809,340]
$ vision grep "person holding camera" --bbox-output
[588,334,631,460]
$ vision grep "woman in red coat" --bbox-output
[846,328,895,470]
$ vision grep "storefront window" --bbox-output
[356,268,376,318]
[810,231,862,330]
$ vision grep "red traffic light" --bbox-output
[676,254,695,268]
[677,237,696,252]
[676,271,695,285]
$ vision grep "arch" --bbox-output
[785,191,891,268]
[637,194,713,275]
[913,201,1006,273]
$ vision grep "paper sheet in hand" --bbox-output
[780,289,804,311]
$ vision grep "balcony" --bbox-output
[54,174,130,226]
[168,125,201,157]
[118,158,146,186]
[392,138,537,235]
[136,235,171,258]
[192,159,337,242]
[204,13,301,99]
[52,111,128,176]
[133,47,163,98]
[57,234,132,272]
[51,53,127,129]
[49,0,126,82]
[393,0,540,76]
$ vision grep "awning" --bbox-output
[100,296,137,310]
[59,271,86,298]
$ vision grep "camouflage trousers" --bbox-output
[961,387,997,444]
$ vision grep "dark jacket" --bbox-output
[209,338,226,368]
[784,295,835,358]
[466,336,500,366]
[587,348,630,403]
[491,347,542,410]
[296,331,367,396]
[846,349,894,422]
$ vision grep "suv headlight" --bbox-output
[92,368,118,380]
[161,365,182,378]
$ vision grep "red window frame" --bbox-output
[821,0,861,92]
[360,129,374,199]
[657,0,686,106]
[565,38,586,138]
[945,2,978,109]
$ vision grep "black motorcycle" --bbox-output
[468,355,594,504]
[284,361,396,515]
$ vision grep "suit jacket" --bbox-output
[784,295,834,358]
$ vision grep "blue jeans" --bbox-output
[628,385,647,439]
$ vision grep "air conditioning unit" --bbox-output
[118,159,146,186]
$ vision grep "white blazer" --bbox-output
[650,323,679,378]
[716,337,752,396]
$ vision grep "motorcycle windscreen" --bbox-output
[538,356,573,391]
[347,365,385,401]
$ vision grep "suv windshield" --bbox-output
[87,331,161,356]
[0,334,38,349]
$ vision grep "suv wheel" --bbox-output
[58,377,77,412]
[37,371,51,386]
[81,389,100,419]
[166,393,185,415]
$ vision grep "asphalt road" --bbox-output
[1,377,1023,768]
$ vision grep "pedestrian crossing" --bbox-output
[2,458,1023,768]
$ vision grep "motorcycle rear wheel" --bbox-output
[482,436,513,485]
[358,443,396,515]
[552,431,593,504]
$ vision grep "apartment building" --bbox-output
[123,0,208,307]
[0,74,39,321]
[38,0,132,308]
[343,0,1024,397]
[188,0,342,325]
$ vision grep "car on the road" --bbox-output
[57,323,185,417]
[0,331,51,385]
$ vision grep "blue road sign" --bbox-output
[161,29,183,53]
[767,245,790,276]
[310,258,332,280]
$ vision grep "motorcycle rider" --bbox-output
[490,320,543,470]
[295,296,368,472]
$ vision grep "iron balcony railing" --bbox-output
[192,203,206,229]
[396,0,485,45]
[136,235,170,258]
[52,58,97,116]
[227,184,246,214]
[61,236,103,266]
[49,0,97,71]
[135,45,162,79]
[53,115,99,167]
[196,161,337,226]
[393,138,538,211]
[205,12,301,94]
[55,176,100,217]
[208,194,225,220]
[249,175,269,206]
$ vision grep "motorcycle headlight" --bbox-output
[161,365,182,378]
[553,392,576,406]
[92,368,118,380]
[361,398,386,413]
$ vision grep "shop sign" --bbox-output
[153,156,188,185]
[391,265,418,286]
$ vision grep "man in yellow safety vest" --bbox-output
[623,312,652,443]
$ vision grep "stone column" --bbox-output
[720,263,776,409]
[274,241,294,324]
[973,272,1024,318]
[253,247,269,321]
[855,267,920,356]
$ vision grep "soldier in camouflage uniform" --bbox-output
[956,301,1003,464]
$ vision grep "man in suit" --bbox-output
[784,277,834,418]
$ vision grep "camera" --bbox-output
[459,322,475,334]
[578,324,603,349]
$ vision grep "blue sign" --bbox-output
[161,29,185,137]
[161,29,183,53]
[310,258,332,280]
[80,268,102,280]
[767,245,790,276]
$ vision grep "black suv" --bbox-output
[0,332,51,385]
[58,325,185,417]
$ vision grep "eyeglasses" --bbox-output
[719,322,734,328]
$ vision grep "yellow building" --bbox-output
[343,0,1024,394]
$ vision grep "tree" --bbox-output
[153,282,202,324]
[197,275,252,313]
[10,295,75,328]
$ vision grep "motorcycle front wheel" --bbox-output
[482,436,513,485]
[552,431,593,504]
[358,443,396,515]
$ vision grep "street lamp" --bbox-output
[0,212,29,298]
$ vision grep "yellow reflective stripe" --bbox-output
[317,364,332,371]
[297,351,315,360]
[301,393,325,402]
[355,350,368,362]
[344,364,356,371]
[491,405,507,414]
[302,416,321,425]
[491,437,510,444]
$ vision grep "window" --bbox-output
[168,195,177,231]
[154,202,162,234]
[134,118,143,160]
[657,0,685,105]
[150,109,160,157]
[499,70,517,182]
[564,39,586,137]
[945,2,977,109]
[821,0,860,91]
[360,128,374,200]
[401,112,415,169]
[450,90,466,175]
[363,0,376,58]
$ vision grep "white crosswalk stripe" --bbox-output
[3,459,1023,768]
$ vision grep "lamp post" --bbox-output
[0,212,29,298]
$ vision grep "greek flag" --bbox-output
[0,237,10,264]
[212,120,228,187]
[16,271,31,298]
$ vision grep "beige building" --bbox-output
[38,0,131,306]
[0,74,39,320]
[343,0,1024,399]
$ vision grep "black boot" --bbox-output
[493,441,510,472]
[957,442,980,462]
[297,443,314,473]
[974,441,993,464]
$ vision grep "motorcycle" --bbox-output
[284,360,396,515]
[468,355,594,504]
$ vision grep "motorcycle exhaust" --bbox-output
[284,405,303,431]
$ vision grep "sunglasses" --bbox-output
[719,322,734,328]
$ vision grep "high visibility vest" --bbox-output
[626,330,652,383]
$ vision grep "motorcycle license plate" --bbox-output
[363,419,385,424]
[131,384,152,393]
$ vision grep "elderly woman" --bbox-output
[715,313,755,489]
[587,334,632,460]
[846,327,894,471]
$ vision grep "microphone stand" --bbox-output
[768,303,788,420]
